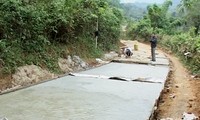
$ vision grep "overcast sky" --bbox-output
[120,0,164,4]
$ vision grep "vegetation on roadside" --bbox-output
[0,0,122,74]
[161,33,200,74]
[125,0,200,74]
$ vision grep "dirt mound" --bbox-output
[12,65,55,86]
[0,55,90,92]
[119,41,127,48]
[0,76,12,91]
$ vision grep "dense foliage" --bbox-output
[0,0,122,74]
[161,33,200,73]
[126,0,179,40]
[178,0,200,35]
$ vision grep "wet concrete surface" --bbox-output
[80,63,169,84]
[114,49,169,66]
[0,63,169,120]
[113,55,169,66]
[151,58,169,66]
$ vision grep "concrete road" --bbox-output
[0,61,169,120]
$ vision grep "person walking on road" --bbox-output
[150,34,157,61]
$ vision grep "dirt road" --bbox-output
[155,53,200,119]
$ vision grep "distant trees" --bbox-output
[120,3,147,20]
[125,0,200,38]
[124,0,200,74]
[126,0,174,39]
[179,0,200,35]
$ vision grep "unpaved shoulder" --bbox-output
[156,52,200,119]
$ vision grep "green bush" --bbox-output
[161,34,200,74]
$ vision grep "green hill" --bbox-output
[121,3,148,20]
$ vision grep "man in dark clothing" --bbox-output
[150,35,157,61]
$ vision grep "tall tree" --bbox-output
[147,0,172,30]
[179,0,200,35]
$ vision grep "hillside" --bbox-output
[120,0,181,20]
[120,3,148,20]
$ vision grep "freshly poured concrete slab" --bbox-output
[80,63,169,84]
[156,53,168,59]
[0,76,163,120]
[69,73,163,83]
[151,58,169,66]
[0,62,169,120]
[112,58,150,64]
[113,53,169,66]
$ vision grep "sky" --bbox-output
[120,0,164,4]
